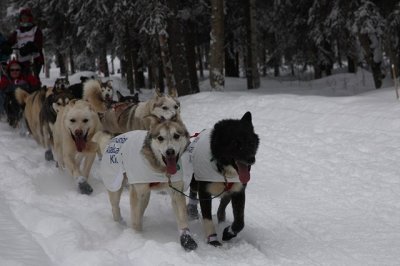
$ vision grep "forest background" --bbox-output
[1,0,399,95]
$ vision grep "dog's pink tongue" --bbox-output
[75,135,86,152]
[165,156,177,175]
[236,161,250,184]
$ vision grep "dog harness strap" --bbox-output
[224,182,234,191]
[190,132,200,138]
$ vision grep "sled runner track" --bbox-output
[0,196,52,266]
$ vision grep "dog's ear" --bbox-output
[144,115,161,131]
[240,111,253,125]
[155,88,163,97]
[169,88,178,98]
[69,98,78,106]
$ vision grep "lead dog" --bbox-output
[52,99,101,194]
[187,112,259,246]
[99,119,198,251]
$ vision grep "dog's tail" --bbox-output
[83,79,107,113]
[15,87,30,107]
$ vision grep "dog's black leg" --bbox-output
[187,176,199,220]
[222,188,245,241]
[217,195,231,223]
[180,228,198,251]
[79,182,93,195]
[199,182,222,246]
[45,149,54,161]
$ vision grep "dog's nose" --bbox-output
[75,129,83,136]
[247,157,256,165]
[166,149,175,156]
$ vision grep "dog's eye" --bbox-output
[157,136,164,142]
[162,106,168,110]
[174,105,178,110]
[70,118,76,123]
[173,133,180,140]
[83,118,89,123]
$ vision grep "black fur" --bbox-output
[4,90,23,128]
[67,76,92,99]
[116,90,139,104]
[189,111,259,246]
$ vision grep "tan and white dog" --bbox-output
[53,99,101,194]
[101,90,181,134]
[98,119,197,251]
[83,79,114,113]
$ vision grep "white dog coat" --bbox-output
[100,130,183,192]
[184,129,240,183]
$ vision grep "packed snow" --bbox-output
[1,69,400,265]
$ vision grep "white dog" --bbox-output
[99,119,198,251]
[53,99,101,194]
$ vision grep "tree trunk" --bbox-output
[244,0,260,89]
[99,44,109,77]
[110,52,115,75]
[166,0,191,96]
[314,64,322,79]
[359,33,383,89]
[209,0,225,90]
[196,45,204,78]
[45,55,51,78]
[56,50,67,77]
[158,56,165,93]
[225,30,239,77]
[185,21,200,93]
[124,25,134,94]
[158,31,177,96]
[69,46,75,74]
[132,44,144,90]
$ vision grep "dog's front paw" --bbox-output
[222,226,237,241]
[44,149,54,161]
[78,181,93,195]
[187,203,199,220]
[180,232,198,251]
[207,234,222,247]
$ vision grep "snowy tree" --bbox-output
[243,0,260,88]
[209,0,224,90]
[383,2,400,78]
[353,0,385,89]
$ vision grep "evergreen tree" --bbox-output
[353,0,385,89]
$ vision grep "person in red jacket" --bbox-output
[8,8,44,79]
[0,60,40,123]
[0,60,40,93]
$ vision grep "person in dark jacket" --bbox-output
[8,8,44,79]
[0,32,12,64]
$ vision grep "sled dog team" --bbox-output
[10,77,260,251]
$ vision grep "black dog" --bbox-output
[67,76,93,99]
[116,90,139,104]
[4,90,23,128]
[187,112,259,246]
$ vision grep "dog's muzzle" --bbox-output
[162,149,179,175]
[70,129,88,152]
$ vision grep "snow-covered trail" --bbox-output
[1,74,400,265]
